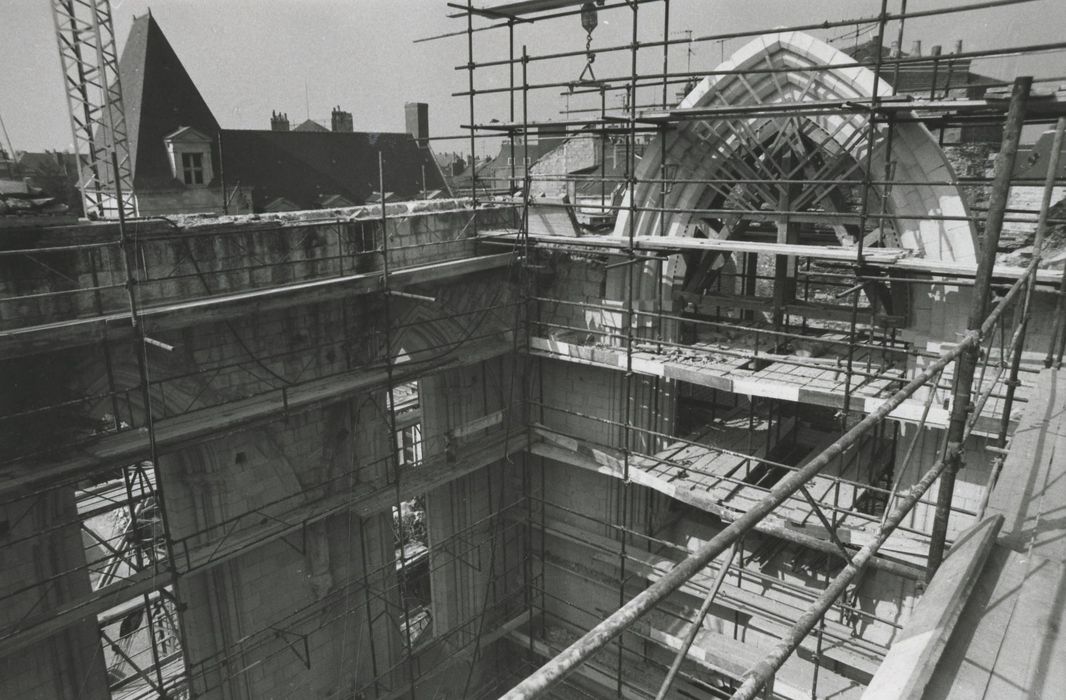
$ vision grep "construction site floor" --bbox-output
[924,366,1066,700]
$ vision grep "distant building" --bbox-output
[530,131,633,229]
[454,129,566,196]
[844,38,1003,144]
[114,12,449,216]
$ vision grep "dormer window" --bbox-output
[164,126,214,188]
[182,152,204,185]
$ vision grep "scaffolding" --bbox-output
[436,0,1066,698]
[3,1,1066,699]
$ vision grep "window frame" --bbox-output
[181,152,205,185]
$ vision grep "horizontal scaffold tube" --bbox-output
[500,266,1030,700]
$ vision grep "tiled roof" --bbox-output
[118,13,220,188]
[218,129,449,211]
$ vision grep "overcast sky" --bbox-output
[2,0,1064,157]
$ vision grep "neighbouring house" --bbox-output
[529,130,637,229]
[114,12,448,216]
[454,127,567,196]
[844,37,1004,144]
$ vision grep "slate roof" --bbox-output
[217,129,449,211]
[118,13,220,189]
[116,13,449,212]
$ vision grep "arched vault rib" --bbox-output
[615,31,976,267]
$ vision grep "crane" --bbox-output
[50,0,135,219]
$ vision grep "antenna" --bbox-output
[0,107,15,162]
[670,30,695,72]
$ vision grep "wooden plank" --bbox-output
[531,430,926,577]
[985,368,1066,557]
[508,632,650,699]
[532,336,961,430]
[540,517,885,677]
[862,515,1003,700]
[480,230,907,262]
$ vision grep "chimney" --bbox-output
[930,44,942,57]
[910,40,922,56]
[405,102,429,147]
[331,106,354,133]
[536,124,566,148]
[890,41,900,57]
[954,39,963,54]
[270,110,290,132]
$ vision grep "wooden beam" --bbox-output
[479,229,908,263]
[861,515,1003,700]
[529,431,925,579]
[679,291,906,326]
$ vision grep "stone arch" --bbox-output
[616,31,976,264]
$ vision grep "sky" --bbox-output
[1,0,1064,158]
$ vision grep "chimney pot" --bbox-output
[890,41,900,57]
[910,40,922,56]
[930,44,942,57]
[954,39,963,54]
[270,110,290,132]
[331,107,354,133]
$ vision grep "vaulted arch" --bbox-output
[616,31,976,265]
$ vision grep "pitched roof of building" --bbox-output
[16,151,80,176]
[118,13,220,188]
[842,38,1000,95]
[218,129,448,211]
[293,119,330,133]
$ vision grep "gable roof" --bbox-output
[164,126,213,142]
[293,119,330,133]
[218,129,449,211]
[118,13,220,188]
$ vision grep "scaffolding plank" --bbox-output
[481,229,908,263]
[540,518,885,678]
[862,515,1003,700]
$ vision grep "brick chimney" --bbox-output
[331,106,354,133]
[405,102,429,147]
[271,111,290,132]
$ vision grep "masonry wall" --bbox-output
[0,487,109,700]
[0,202,522,699]
[0,199,511,333]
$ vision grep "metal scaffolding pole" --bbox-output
[925,76,1031,578]
[498,297,1004,698]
